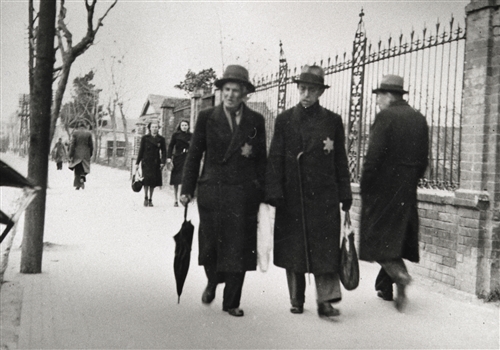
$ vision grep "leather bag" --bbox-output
[339,211,360,290]
[131,169,143,193]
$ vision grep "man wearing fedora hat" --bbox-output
[266,65,352,320]
[180,64,267,317]
[359,74,429,312]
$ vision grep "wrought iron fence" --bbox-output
[250,10,465,191]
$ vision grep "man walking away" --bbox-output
[68,122,93,190]
[359,75,429,312]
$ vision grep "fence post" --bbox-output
[346,10,367,182]
[459,0,500,297]
[277,41,288,115]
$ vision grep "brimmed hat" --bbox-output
[372,75,408,94]
[293,65,330,89]
[215,65,255,93]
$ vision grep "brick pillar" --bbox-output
[460,0,500,297]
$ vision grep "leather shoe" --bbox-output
[377,290,393,301]
[224,307,244,317]
[395,283,408,312]
[290,305,304,314]
[317,302,340,319]
[201,284,217,304]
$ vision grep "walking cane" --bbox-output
[296,151,311,284]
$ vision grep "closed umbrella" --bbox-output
[173,204,195,303]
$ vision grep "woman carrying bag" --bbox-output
[135,121,167,207]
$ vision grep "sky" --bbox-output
[1,0,468,121]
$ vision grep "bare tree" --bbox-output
[103,53,132,167]
[21,0,57,273]
[50,0,117,142]
[118,102,129,167]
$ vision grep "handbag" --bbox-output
[339,211,360,290]
[131,169,143,193]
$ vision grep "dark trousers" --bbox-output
[56,161,63,170]
[286,269,341,306]
[376,258,410,292]
[375,266,394,293]
[73,163,86,188]
[205,264,246,310]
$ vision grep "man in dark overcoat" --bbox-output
[68,122,93,190]
[359,75,429,312]
[51,137,67,170]
[265,65,352,319]
[180,65,267,317]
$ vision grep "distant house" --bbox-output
[135,94,189,155]
[97,116,141,166]
[135,93,217,149]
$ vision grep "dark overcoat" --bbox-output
[265,102,352,274]
[52,141,67,163]
[167,131,192,185]
[136,134,167,187]
[181,103,267,273]
[68,128,93,174]
[359,100,429,263]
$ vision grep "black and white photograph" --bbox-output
[1,0,499,349]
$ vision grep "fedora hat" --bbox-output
[293,65,330,89]
[372,75,408,94]
[215,65,255,93]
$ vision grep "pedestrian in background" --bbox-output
[51,137,67,170]
[180,65,267,317]
[167,120,192,207]
[68,122,93,190]
[135,121,167,207]
[359,74,429,312]
[265,65,352,320]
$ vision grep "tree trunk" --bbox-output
[111,105,117,167]
[50,58,74,143]
[21,0,56,273]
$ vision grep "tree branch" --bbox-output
[57,0,72,50]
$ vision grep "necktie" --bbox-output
[230,111,238,133]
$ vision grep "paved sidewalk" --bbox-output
[1,154,499,349]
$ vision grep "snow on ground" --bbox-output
[1,152,499,349]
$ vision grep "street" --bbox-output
[1,152,499,349]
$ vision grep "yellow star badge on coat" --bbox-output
[323,137,334,154]
[241,143,253,158]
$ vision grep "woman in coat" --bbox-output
[135,121,167,207]
[180,65,267,317]
[167,120,192,207]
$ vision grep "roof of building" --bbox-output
[139,94,189,117]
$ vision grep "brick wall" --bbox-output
[350,183,493,296]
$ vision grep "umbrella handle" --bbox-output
[184,203,188,221]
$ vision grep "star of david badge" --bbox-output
[323,137,334,154]
[241,143,253,158]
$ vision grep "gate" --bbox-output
[251,10,466,191]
